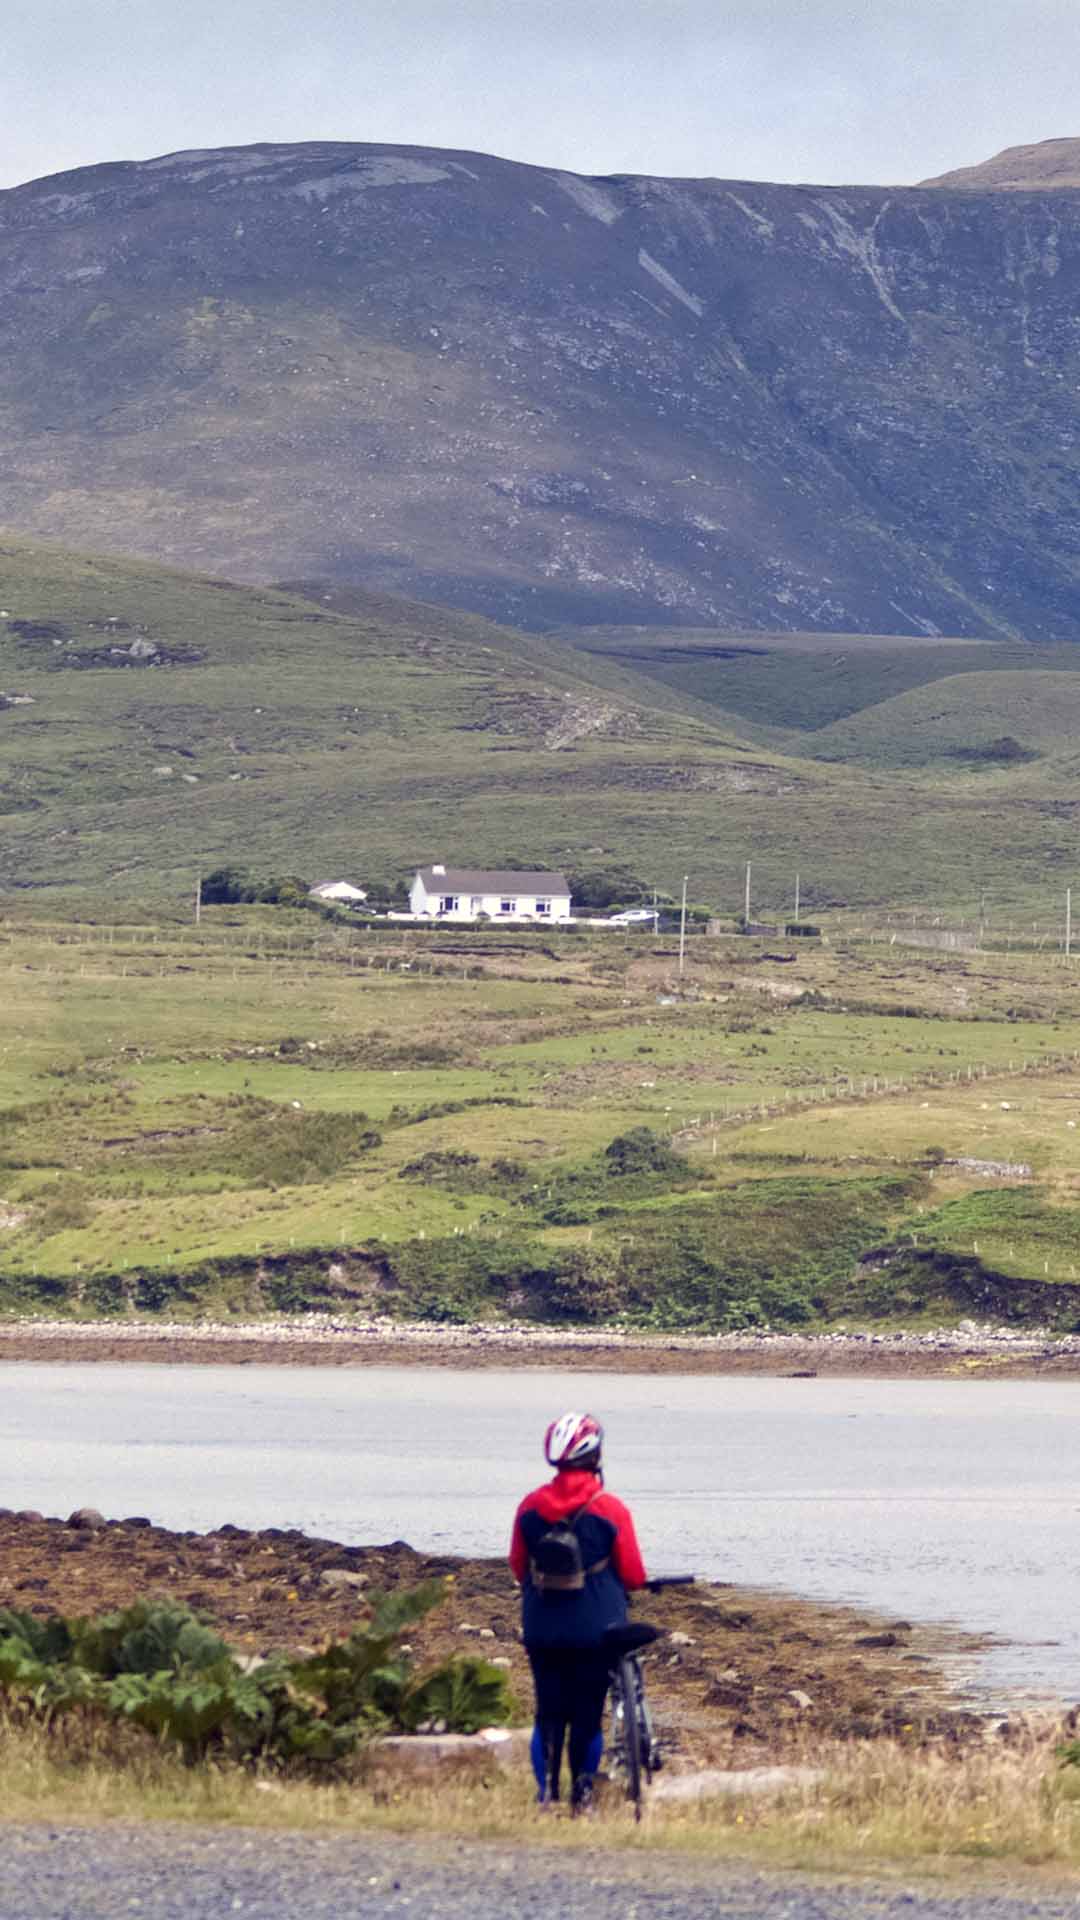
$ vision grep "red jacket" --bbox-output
[509,1468,647,1590]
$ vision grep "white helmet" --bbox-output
[544,1411,603,1468]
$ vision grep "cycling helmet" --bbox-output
[544,1411,603,1469]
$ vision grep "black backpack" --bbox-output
[529,1498,609,1593]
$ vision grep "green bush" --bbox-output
[603,1127,687,1179]
[0,1588,512,1769]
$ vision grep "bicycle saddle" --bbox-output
[603,1622,661,1656]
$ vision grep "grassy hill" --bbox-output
[5,536,1080,916]
[0,535,814,907]
[568,626,1080,739]
[808,671,1080,770]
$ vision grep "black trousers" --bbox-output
[527,1645,611,1793]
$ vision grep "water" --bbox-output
[4,1364,1080,1703]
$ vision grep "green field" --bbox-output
[2,908,1080,1330]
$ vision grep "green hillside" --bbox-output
[808,671,1080,770]
[571,624,1080,738]
[3,536,1080,916]
[0,536,812,906]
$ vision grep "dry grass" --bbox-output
[5,1717,1080,1879]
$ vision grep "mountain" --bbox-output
[2,141,1080,637]
[921,138,1080,191]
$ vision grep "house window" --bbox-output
[499,898,515,915]
[439,895,459,913]
[536,898,551,916]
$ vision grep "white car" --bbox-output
[606,908,660,926]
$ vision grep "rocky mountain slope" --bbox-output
[2,140,1080,636]
[921,137,1080,191]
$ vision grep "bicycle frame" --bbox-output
[604,1577,690,1814]
[606,1648,660,1818]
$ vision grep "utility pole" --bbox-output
[678,874,689,976]
[195,871,202,927]
[1067,888,1073,961]
[744,861,752,928]
[794,872,800,923]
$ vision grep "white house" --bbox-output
[409,865,572,924]
[308,880,368,904]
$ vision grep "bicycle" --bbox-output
[603,1575,693,1820]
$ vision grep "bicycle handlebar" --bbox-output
[644,1574,695,1591]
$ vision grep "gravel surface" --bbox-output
[4,1316,1080,1378]
[5,1827,1080,1920]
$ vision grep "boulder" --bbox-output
[319,1568,369,1591]
[67,1507,106,1530]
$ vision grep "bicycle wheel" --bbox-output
[617,1655,643,1817]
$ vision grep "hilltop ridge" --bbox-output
[921,137,1080,191]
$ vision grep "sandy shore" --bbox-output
[2,1316,1080,1376]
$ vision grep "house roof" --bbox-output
[415,866,570,895]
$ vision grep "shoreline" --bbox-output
[3,1315,1080,1375]
[0,1510,992,1768]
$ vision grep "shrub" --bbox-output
[603,1127,687,1179]
[0,1588,512,1769]
[399,1150,481,1182]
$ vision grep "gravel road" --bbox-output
[5,1826,1080,1920]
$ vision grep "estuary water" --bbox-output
[3,1363,1079,1703]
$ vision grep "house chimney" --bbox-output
[432,863,446,875]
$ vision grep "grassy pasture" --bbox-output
[1,909,1080,1324]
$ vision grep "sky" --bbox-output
[2,0,1078,193]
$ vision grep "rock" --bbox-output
[788,1689,814,1710]
[15,1510,44,1522]
[457,1622,480,1634]
[319,1568,369,1591]
[121,1516,153,1528]
[477,1627,496,1639]
[373,1729,529,1771]
[669,1631,695,1647]
[67,1507,106,1530]
[651,1765,822,1804]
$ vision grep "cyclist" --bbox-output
[509,1410,646,1813]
